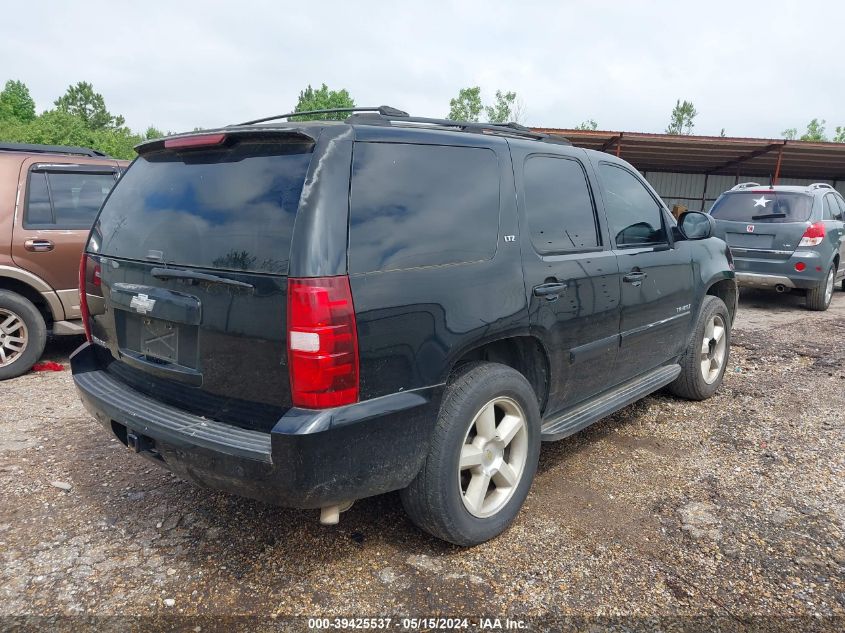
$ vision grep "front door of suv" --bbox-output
[515,147,621,414]
[592,160,695,385]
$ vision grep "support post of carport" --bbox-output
[773,143,785,185]
[700,173,709,211]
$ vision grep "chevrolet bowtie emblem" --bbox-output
[129,293,156,315]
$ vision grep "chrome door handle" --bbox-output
[24,239,55,252]
[533,282,568,300]
[623,271,647,283]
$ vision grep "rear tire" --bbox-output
[806,265,834,311]
[0,290,47,380]
[667,296,730,401]
[400,362,541,546]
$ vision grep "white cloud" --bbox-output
[1,0,842,138]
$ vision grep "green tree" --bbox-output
[0,80,36,122]
[485,90,523,124]
[291,83,355,120]
[665,99,698,135]
[575,119,598,131]
[448,86,483,122]
[834,126,845,143]
[800,118,827,141]
[782,128,798,140]
[719,128,726,137]
[54,81,125,130]
[144,126,166,140]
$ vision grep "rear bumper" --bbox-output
[71,342,442,508]
[735,272,797,290]
[733,250,827,290]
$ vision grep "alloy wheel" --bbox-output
[700,314,727,384]
[824,268,834,306]
[0,308,28,368]
[458,397,529,518]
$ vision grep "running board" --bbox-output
[540,364,681,441]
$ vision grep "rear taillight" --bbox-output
[287,276,359,409]
[78,253,92,342]
[799,222,825,247]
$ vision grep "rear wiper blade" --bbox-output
[151,267,254,289]
[750,213,787,220]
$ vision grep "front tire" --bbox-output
[400,362,541,546]
[0,290,47,380]
[667,296,730,401]
[806,265,835,311]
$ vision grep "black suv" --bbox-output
[72,108,737,546]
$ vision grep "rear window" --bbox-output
[710,192,814,223]
[348,143,500,273]
[92,138,313,274]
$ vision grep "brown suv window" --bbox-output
[25,169,116,229]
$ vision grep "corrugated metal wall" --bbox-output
[642,171,845,211]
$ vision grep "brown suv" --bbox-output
[0,142,127,378]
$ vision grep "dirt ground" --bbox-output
[1,289,844,632]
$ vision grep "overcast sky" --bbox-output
[2,1,842,138]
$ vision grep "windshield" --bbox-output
[90,138,313,274]
[709,191,814,223]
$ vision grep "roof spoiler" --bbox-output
[730,182,763,191]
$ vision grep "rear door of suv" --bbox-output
[83,131,316,432]
[513,144,621,413]
[12,157,122,318]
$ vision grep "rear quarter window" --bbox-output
[348,143,500,273]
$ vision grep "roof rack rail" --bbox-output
[234,105,409,126]
[0,142,109,158]
[346,112,572,145]
[730,182,763,191]
[808,182,833,190]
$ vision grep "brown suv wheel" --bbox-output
[0,290,47,379]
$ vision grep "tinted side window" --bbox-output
[48,172,115,227]
[598,163,666,246]
[523,156,598,252]
[823,194,840,220]
[25,170,115,228]
[25,171,52,225]
[349,143,500,273]
[835,195,845,220]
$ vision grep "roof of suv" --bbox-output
[724,183,837,196]
[136,107,574,154]
[0,142,111,158]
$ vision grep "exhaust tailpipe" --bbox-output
[775,284,786,293]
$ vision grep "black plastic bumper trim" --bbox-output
[74,368,272,463]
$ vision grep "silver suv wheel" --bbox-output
[700,313,727,385]
[0,308,28,368]
[458,396,529,518]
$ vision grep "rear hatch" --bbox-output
[84,131,315,432]
[709,190,813,261]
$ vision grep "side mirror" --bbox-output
[678,211,714,240]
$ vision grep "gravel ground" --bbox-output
[1,289,844,631]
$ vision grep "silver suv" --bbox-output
[709,182,845,311]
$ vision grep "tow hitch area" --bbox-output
[126,430,155,454]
